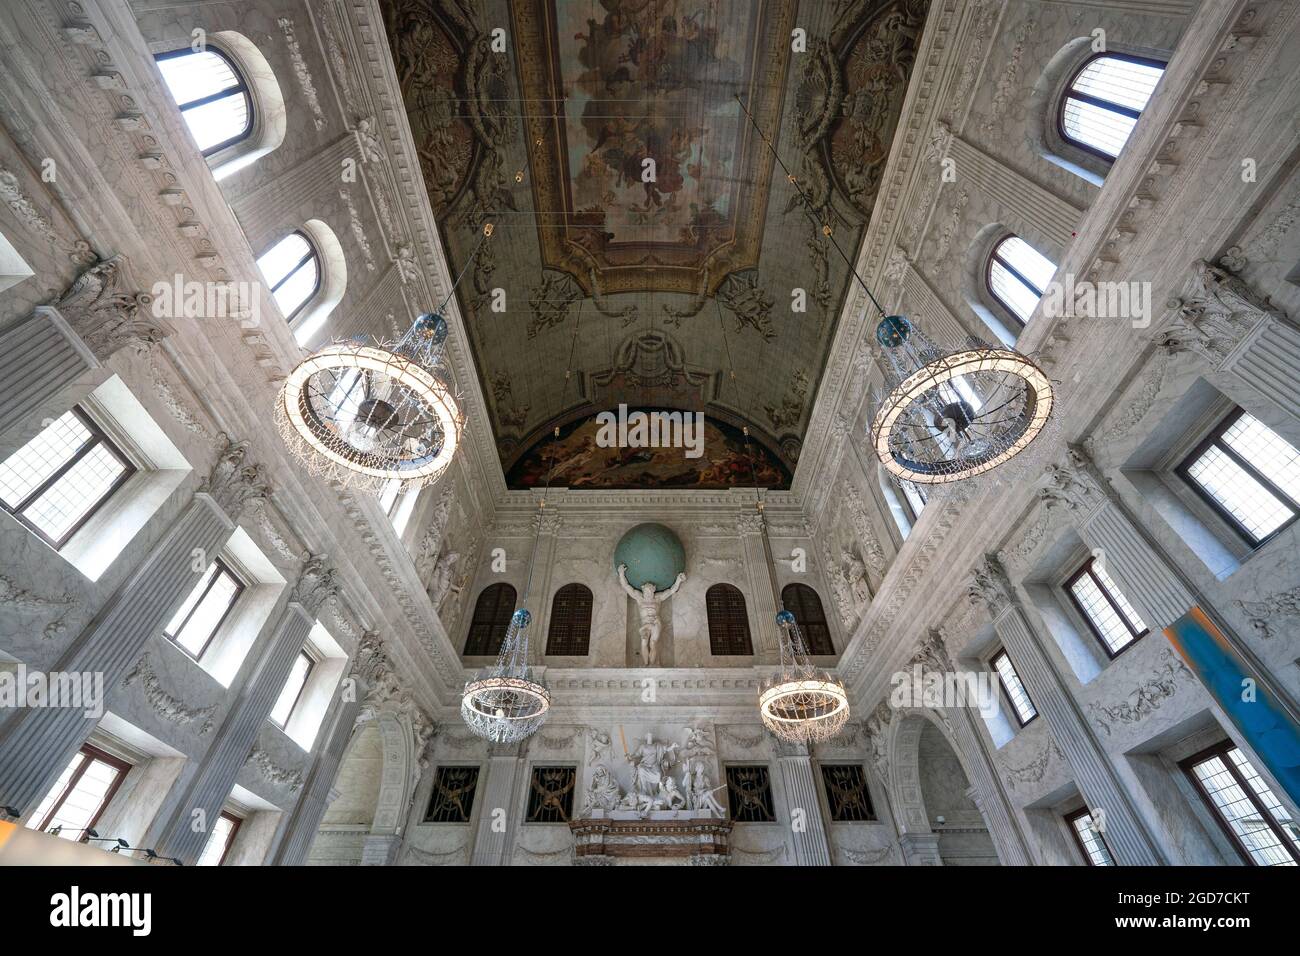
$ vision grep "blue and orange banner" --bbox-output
[1165,606,1300,806]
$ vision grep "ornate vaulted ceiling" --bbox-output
[381,0,928,490]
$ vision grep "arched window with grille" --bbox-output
[546,583,593,656]
[781,583,834,656]
[155,46,253,156]
[987,234,1057,327]
[705,584,753,656]
[257,231,321,321]
[464,583,517,656]
[1060,53,1165,161]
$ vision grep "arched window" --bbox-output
[705,584,753,656]
[987,234,1057,326]
[155,46,253,156]
[1060,54,1165,160]
[546,583,593,656]
[464,583,516,656]
[781,583,834,656]
[257,231,320,321]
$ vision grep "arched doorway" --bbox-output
[307,713,413,865]
[889,711,999,866]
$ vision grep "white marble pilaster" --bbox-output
[470,745,523,866]
[776,745,831,866]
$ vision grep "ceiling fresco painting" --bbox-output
[381,0,928,490]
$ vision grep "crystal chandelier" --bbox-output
[753,504,851,744]
[869,315,1054,484]
[275,225,491,495]
[460,503,551,743]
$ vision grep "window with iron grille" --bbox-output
[525,766,576,823]
[990,649,1037,727]
[1060,53,1166,161]
[464,583,517,656]
[780,583,834,655]
[1065,556,1149,657]
[28,744,132,841]
[1065,807,1114,866]
[705,583,753,656]
[546,583,593,655]
[1180,741,1300,866]
[1177,408,1300,547]
[820,764,875,821]
[163,557,245,660]
[154,45,253,156]
[425,766,480,823]
[987,234,1058,327]
[0,407,135,549]
[725,765,775,822]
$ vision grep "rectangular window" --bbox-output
[990,649,1037,726]
[269,648,315,728]
[1180,741,1300,866]
[0,407,135,548]
[1065,807,1114,866]
[820,764,875,821]
[725,765,775,823]
[163,557,244,659]
[1065,556,1148,657]
[1177,409,1300,546]
[196,810,243,866]
[425,766,480,823]
[524,766,576,823]
[27,745,131,841]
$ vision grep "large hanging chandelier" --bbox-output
[753,504,851,744]
[869,315,1054,484]
[275,224,491,495]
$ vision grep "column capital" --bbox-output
[200,434,272,522]
[1039,443,1110,519]
[966,554,1017,619]
[291,553,341,616]
[54,254,171,359]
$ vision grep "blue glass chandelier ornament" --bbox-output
[275,224,492,495]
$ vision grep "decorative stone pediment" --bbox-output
[55,255,171,359]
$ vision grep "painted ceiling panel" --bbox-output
[380,0,928,489]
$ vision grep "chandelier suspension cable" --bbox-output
[733,92,888,323]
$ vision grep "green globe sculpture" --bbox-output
[613,523,686,591]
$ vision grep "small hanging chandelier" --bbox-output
[275,224,491,495]
[460,563,552,743]
[869,315,1054,484]
[753,504,850,744]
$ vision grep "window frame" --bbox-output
[258,230,322,322]
[0,406,136,550]
[989,648,1037,728]
[270,647,317,730]
[33,744,132,840]
[1178,740,1300,866]
[1064,556,1149,659]
[1175,408,1300,548]
[163,556,246,661]
[780,583,834,656]
[819,763,876,822]
[724,764,777,823]
[154,45,254,157]
[1057,52,1167,163]
[704,583,754,656]
[1064,806,1114,866]
[545,582,593,656]
[986,233,1047,329]
[201,810,244,866]
[464,583,518,656]
[523,765,577,824]
[424,765,481,824]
